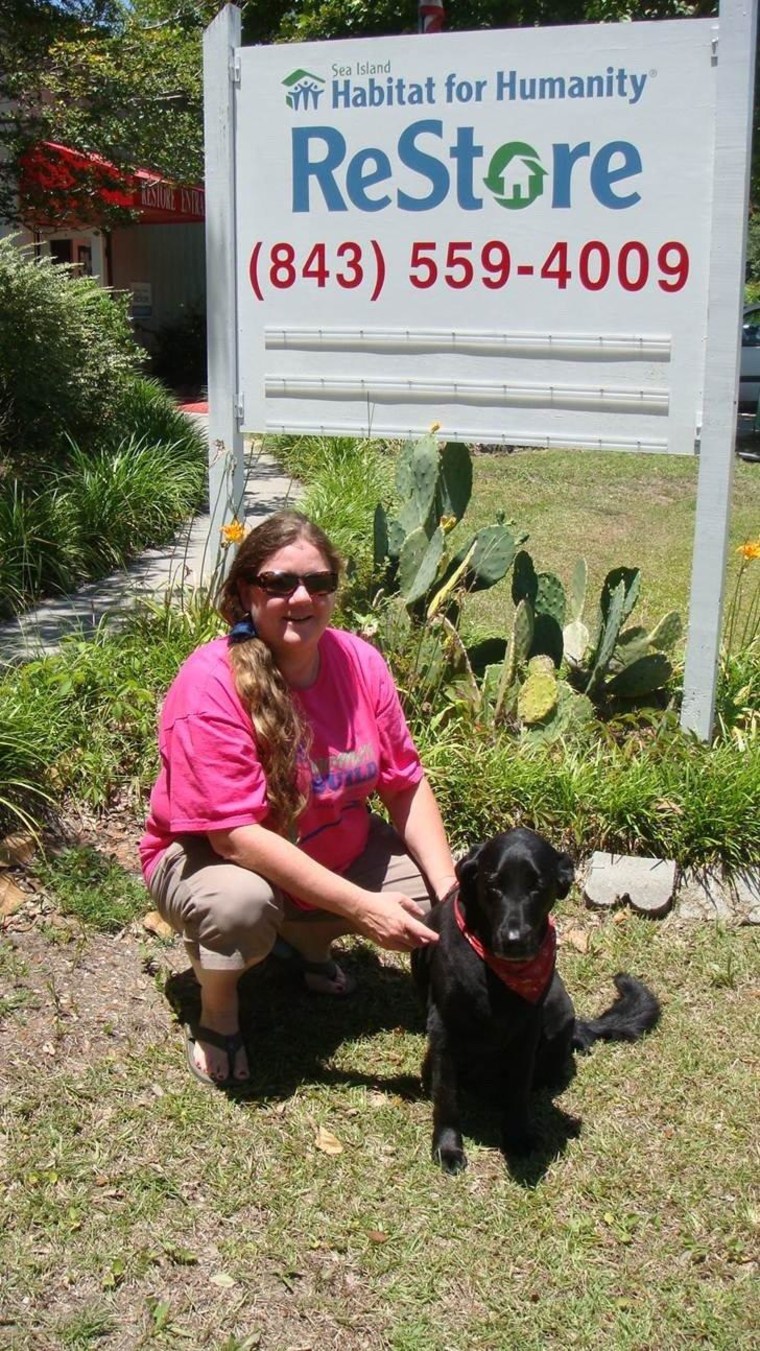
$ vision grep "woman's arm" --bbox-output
[381,775,457,902]
[206,822,438,952]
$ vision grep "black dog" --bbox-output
[412,827,660,1173]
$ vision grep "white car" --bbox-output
[740,303,760,411]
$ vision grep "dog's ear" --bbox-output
[455,842,485,900]
[555,850,575,899]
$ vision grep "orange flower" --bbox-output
[220,519,245,546]
[737,539,760,562]
[429,421,442,433]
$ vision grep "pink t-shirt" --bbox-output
[139,628,422,899]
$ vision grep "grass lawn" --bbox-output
[443,449,760,640]
[0,442,757,1350]
[0,896,757,1350]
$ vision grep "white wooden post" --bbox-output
[202,3,245,576]
[681,0,758,737]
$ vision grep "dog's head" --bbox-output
[455,827,574,960]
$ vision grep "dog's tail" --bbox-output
[573,973,660,1053]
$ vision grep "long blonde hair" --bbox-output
[217,511,342,835]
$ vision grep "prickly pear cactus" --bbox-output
[535,573,567,627]
[399,525,444,604]
[435,441,473,524]
[523,682,594,744]
[563,618,590,667]
[373,504,389,572]
[587,579,627,693]
[646,611,682,652]
[375,433,524,618]
[517,668,558,724]
[466,524,519,590]
[601,567,641,624]
[527,654,556,676]
[397,436,438,536]
[606,652,673,698]
[512,599,534,668]
[512,550,538,608]
[568,558,587,622]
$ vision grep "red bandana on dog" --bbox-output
[453,895,557,1003]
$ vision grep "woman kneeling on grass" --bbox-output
[139,510,455,1088]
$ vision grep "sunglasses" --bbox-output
[247,570,339,598]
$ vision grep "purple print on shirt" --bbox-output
[309,742,378,795]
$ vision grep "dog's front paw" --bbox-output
[433,1129,468,1174]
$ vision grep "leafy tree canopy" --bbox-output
[0,0,217,224]
[7,0,756,242]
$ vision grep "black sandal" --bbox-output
[184,1023,249,1088]
[270,939,357,997]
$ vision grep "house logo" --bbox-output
[282,69,326,111]
[483,141,547,209]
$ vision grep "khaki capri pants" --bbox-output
[146,813,433,972]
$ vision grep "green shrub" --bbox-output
[418,719,760,870]
[0,237,141,469]
[60,433,206,578]
[0,479,78,617]
[0,713,53,835]
[0,432,207,613]
[112,376,209,470]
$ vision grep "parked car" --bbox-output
[740,303,760,411]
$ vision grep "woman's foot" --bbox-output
[271,939,356,997]
[302,958,356,997]
[187,1012,250,1085]
[186,965,250,1085]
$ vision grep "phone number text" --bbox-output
[248,239,689,301]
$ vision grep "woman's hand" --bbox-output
[352,890,439,953]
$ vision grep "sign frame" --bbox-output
[202,1,758,739]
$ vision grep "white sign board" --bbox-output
[235,20,717,452]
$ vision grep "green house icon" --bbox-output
[484,142,548,209]
[282,69,326,111]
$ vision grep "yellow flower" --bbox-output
[220,519,245,546]
[429,421,441,433]
[439,513,457,535]
[737,539,760,561]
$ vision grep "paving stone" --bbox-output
[676,867,760,924]
[584,852,676,917]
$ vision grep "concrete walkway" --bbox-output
[0,422,300,665]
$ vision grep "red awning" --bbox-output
[19,141,205,228]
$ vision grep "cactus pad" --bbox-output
[646,611,682,653]
[535,572,567,626]
[398,526,431,597]
[435,441,473,524]
[518,669,558,724]
[386,516,406,561]
[606,653,673,698]
[512,550,538,607]
[588,579,627,691]
[399,525,444,605]
[411,437,439,529]
[528,654,556,676]
[601,567,641,623]
[373,503,389,570]
[464,524,518,590]
[524,682,594,744]
[512,598,534,668]
[563,618,590,667]
[568,558,587,622]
